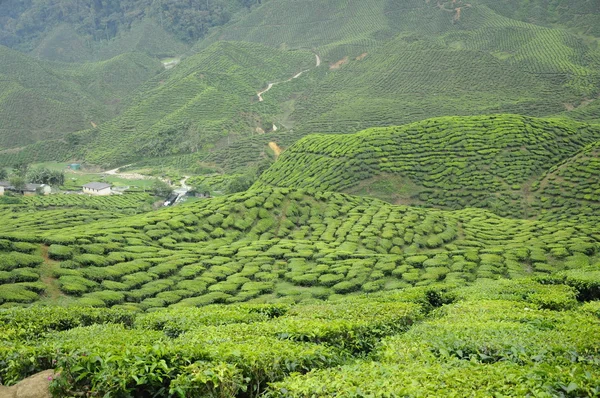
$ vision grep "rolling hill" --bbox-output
[1,0,600,173]
[0,41,315,168]
[0,45,163,149]
[256,115,600,219]
[0,186,598,309]
[1,1,600,396]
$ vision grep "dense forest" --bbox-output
[0,0,261,50]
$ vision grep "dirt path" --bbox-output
[257,53,321,102]
[103,164,151,180]
[180,176,191,189]
[39,245,63,301]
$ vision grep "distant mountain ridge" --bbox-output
[0,0,599,173]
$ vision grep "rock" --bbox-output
[0,385,17,398]
[0,370,55,398]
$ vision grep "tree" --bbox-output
[0,168,7,181]
[12,162,29,178]
[9,176,26,193]
[227,175,253,194]
[27,167,65,186]
[151,179,172,197]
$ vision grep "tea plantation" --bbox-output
[258,115,600,219]
[0,187,597,308]
[0,45,163,149]
[1,0,599,395]
[1,278,599,396]
[3,0,600,172]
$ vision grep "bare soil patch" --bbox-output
[329,56,349,70]
[269,141,283,157]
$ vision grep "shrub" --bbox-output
[48,245,74,260]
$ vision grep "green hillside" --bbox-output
[0,46,163,149]
[0,187,598,395]
[479,0,600,35]
[29,41,314,168]
[0,186,598,309]
[257,115,600,218]
[199,0,394,58]
[128,0,600,173]
[532,140,600,223]
[31,20,190,63]
[1,0,600,396]
[0,0,256,61]
[2,0,600,172]
[276,2,600,136]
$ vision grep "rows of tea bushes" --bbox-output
[201,0,391,59]
[444,19,600,97]
[1,277,599,396]
[0,45,162,150]
[67,41,314,168]
[0,235,44,306]
[0,207,126,235]
[21,193,154,213]
[531,141,600,223]
[285,27,581,138]
[270,279,600,397]
[257,115,600,218]
[0,187,593,309]
[0,200,155,306]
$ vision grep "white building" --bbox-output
[83,182,111,196]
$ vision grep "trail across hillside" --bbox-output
[257,53,321,102]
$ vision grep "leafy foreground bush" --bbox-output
[269,292,600,397]
[1,280,599,397]
[0,298,421,396]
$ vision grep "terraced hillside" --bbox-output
[280,4,600,135]
[0,46,163,149]
[5,41,315,168]
[0,186,598,395]
[31,20,189,63]
[479,0,600,35]
[257,115,600,218]
[532,141,600,223]
[4,0,600,172]
[0,187,598,308]
[199,0,394,59]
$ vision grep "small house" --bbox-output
[0,181,51,196]
[24,184,51,196]
[83,182,111,196]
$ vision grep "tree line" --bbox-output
[0,0,264,50]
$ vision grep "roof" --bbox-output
[24,183,46,192]
[0,181,48,191]
[83,182,111,190]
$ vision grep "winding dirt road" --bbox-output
[257,53,321,102]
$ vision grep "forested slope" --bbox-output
[0,0,258,61]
